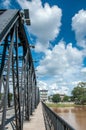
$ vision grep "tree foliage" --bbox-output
[52,94,61,103]
[63,95,69,102]
[72,82,86,104]
[8,93,13,107]
[8,93,13,101]
[0,93,2,100]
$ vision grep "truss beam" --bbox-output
[0,9,40,130]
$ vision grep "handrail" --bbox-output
[42,102,75,130]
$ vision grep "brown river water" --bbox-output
[53,106,86,130]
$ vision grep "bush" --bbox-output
[52,94,61,103]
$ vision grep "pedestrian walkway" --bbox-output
[23,102,45,130]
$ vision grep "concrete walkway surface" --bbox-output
[23,102,45,130]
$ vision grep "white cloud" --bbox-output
[71,81,81,86]
[38,81,69,95]
[51,83,58,90]
[81,67,86,73]
[36,41,86,95]
[72,9,86,48]
[37,40,83,76]
[17,0,62,52]
[37,80,48,90]
[2,0,86,95]
[49,83,69,95]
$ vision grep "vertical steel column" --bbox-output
[0,38,8,94]
[24,50,30,120]
[16,23,22,130]
[27,62,31,119]
[8,86,11,107]
[21,61,25,129]
[12,24,22,130]
[24,53,27,120]
[26,51,30,120]
[1,27,15,130]
[31,72,34,112]
[28,63,32,117]
[29,64,33,115]
[34,79,37,108]
[32,73,36,111]
[36,87,40,106]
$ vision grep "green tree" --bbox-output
[80,95,86,104]
[78,82,86,88]
[63,95,69,102]
[8,93,13,101]
[0,93,2,100]
[8,93,13,107]
[52,94,61,103]
[72,82,86,104]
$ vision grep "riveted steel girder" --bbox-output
[0,10,40,130]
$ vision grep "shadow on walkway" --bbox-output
[23,102,45,130]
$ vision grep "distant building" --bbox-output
[60,94,65,101]
[48,95,53,102]
[40,89,48,101]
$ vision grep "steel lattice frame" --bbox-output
[0,10,40,130]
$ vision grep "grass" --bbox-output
[46,102,86,108]
[46,102,76,108]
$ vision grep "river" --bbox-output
[53,106,86,130]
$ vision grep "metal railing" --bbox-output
[42,102,75,130]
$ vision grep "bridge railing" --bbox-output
[42,102,75,130]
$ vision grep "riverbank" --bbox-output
[46,102,86,108]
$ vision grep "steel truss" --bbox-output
[0,10,40,130]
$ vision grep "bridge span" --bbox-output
[0,9,40,130]
[0,9,75,130]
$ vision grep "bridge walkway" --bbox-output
[23,102,45,130]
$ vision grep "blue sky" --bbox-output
[1,0,86,95]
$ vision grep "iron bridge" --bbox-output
[0,9,40,130]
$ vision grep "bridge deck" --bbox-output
[23,102,45,130]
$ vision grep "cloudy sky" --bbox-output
[1,0,86,95]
